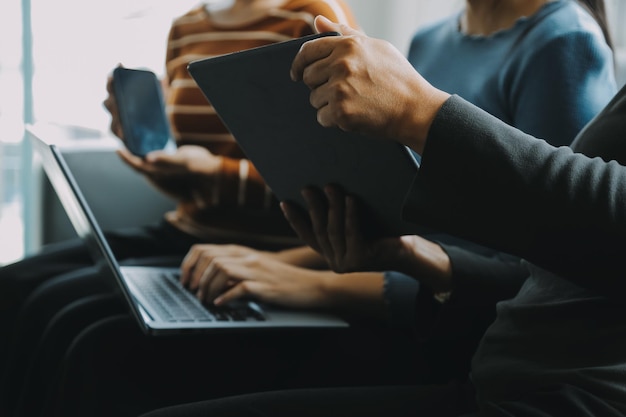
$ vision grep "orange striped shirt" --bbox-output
[162,0,358,247]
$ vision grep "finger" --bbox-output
[344,194,366,261]
[105,78,114,96]
[324,185,347,267]
[110,120,124,140]
[103,95,123,138]
[196,260,220,302]
[206,261,237,302]
[214,281,267,306]
[308,76,355,130]
[291,35,335,82]
[300,50,333,91]
[302,187,335,267]
[144,150,179,165]
[117,150,163,176]
[313,15,362,37]
[117,149,171,176]
[205,257,258,303]
[116,149,145,171]
[180,246,201,286]
[280,201,321,253]
[298,18,364,87]
[102,94,115,113]
[106,65,126,139]
[192,254,218,291]
[313,81,362,133]
[316,103,336,129]
[105,71,115,95]
[213,283,245,306]
[309,85,329,115]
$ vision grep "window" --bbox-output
[0,0,198,264]
[31,0,199,129]
[0,0,25,264]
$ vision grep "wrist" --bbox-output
[398,235,453,293]
[315,272,339,310]
[397,86,450,154]
[318,272,387,315]
[272,246,326,268]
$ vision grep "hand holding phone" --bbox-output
[112,67,171,157]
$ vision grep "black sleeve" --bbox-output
[403,94,626,296]
[439,243,529,306]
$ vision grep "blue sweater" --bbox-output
[407,0,615,147]
[385,0,616,327]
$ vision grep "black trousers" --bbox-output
[40,311,426,417]
[0,220,206,417]
[7,279,426,417]
[0,220,427,417]
[137,383,479,417]
[0,220,201,358]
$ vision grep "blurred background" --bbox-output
[0,0,624,264]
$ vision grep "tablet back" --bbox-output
[188,33,423,237]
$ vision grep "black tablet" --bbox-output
[188,32,423,237]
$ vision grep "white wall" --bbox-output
[343,0,463,54]
[344,0,624,55]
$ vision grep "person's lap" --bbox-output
[0,220,201,366]
[0,220,198,416]
[0,254,186,417]
[4,268,426,417]
[11,293,126,417]
[136,379,624,417]
[33,295,427,417]
[0,221,486,417]
[48,314,429,417]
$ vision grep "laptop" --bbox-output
[30,132,348,335]
[187,33,425,238]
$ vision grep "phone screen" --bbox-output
[112,68,171,157]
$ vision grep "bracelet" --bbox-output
[433,291,452,304]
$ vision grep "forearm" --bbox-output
[405,95,626,295]
[272,246,327,269]
[321,272,387,320]
[390,235,453,294]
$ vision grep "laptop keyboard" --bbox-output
[126,270,265,323]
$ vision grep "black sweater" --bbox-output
[403,89,626,415]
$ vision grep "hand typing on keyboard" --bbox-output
[179,244,340,310]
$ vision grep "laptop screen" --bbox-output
[29,132,149,332]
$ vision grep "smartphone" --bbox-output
[112,67,171,157]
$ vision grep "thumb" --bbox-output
[144,149,173,163]
[314,15,360,36]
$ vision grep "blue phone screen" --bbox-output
[113,68,171,157]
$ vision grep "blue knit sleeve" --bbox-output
[382,271,420,328]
